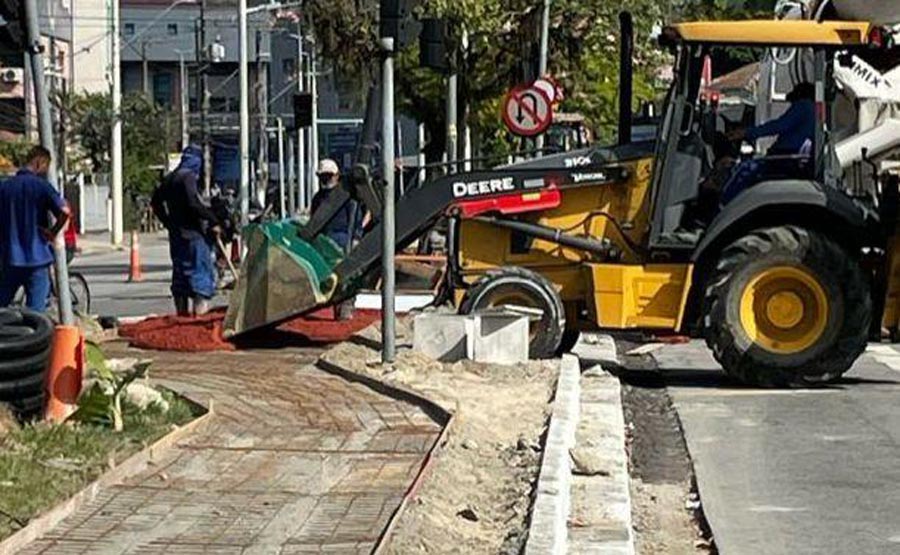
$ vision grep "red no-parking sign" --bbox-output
[502,85,553,137]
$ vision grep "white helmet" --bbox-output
[316,158,340,176]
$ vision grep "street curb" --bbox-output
[569,364,635,554]
[568,334,635,554]
[0,400,214,554]
[525,353,581,555]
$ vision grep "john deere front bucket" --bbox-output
[222,220,344,337]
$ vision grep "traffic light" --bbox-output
[419,18,448,72]
[380,0,415,47]
[0,0,25,52]
[293,92,313,128]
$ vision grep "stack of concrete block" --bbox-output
[412,312,529,364]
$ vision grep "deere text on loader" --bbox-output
[226,18,899,387]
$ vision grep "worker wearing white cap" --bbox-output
[310,158,362,319]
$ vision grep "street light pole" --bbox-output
[309,34,319,198]
[24,0,74,325]
[380,36,396,364]
[295,23,306,211]
[446,72,457,174]
[110,0,124,246]
[535,0,550,156]
[276,117,286,219]
[177,51,189,148]
[200,0,212,196]
[238,0,250,225]
[142,41,150,97]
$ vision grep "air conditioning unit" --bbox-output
[0,68,24,85]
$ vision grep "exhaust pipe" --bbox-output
[618,11,634,146]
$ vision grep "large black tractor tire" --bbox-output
[703,226,870,387]
[459,266,566,359]
[0,308,53,358]
[0,309,53,417]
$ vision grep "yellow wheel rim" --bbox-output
[739,266,829,355]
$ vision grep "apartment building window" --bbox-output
[167,24,178,36]
[282,58,295,82]
[124,23,135,36]
[153,73,173,108]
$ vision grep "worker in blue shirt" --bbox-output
[0,146,71,312]
[721,82,816,204]
[151,146,220,316]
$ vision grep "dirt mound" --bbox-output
[119,308,380,352]
[321,321,557,554]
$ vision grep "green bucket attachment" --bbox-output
[222,220,344,337]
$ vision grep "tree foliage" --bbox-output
[55,91,176,196]
[299,0,775,162]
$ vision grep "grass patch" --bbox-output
[0,392,198,541]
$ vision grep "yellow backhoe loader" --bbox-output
[226,16,900,387]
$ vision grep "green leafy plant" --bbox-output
[69,343,151,432]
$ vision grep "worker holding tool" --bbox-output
[151,145,220,317]
[0,146,70,312]
[310,159,365,320]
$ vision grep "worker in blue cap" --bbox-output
[151,145,220,316]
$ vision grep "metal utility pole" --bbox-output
[142,42,151,97]
[24,0,74,325]
[295,22,306,211]
[417,123,426,185]
[535,0,550,156]
[238,0,250,225]
[309,34,319,196]
[287,134,296,215]
[200,0,212,195]
[256,29,269,203]
[446,71,457,174]
[111,0,124,245]
[380,36,396,364]
[178,52,189,148]
[276,117,286,218]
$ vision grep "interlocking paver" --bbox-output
[16,346,442,554]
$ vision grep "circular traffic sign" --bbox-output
[502,86,553,137]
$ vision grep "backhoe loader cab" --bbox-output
[453,20,894,386]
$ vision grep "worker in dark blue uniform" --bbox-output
[0,146,70,312]
[721,82,816,204]
[310,159,363,249]
[151,146,220,316]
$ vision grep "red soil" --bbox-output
[119,308,381,352]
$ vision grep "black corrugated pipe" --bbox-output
[618,11,634,146]
[474,216,612,258]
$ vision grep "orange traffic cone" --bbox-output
[128,229,144,282]
[44,325,84,423]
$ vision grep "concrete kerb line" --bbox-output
[525,353,581,555]
[0,400,215,555]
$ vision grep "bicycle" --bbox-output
[9,260,92,319]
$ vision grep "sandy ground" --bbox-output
[320,320,558,555]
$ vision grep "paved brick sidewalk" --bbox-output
[18,346,443,554]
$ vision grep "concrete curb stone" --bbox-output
[525,353,581,555]
[526,335,635,555]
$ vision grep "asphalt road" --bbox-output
[72,232,227,318]
[646,341,900,555]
